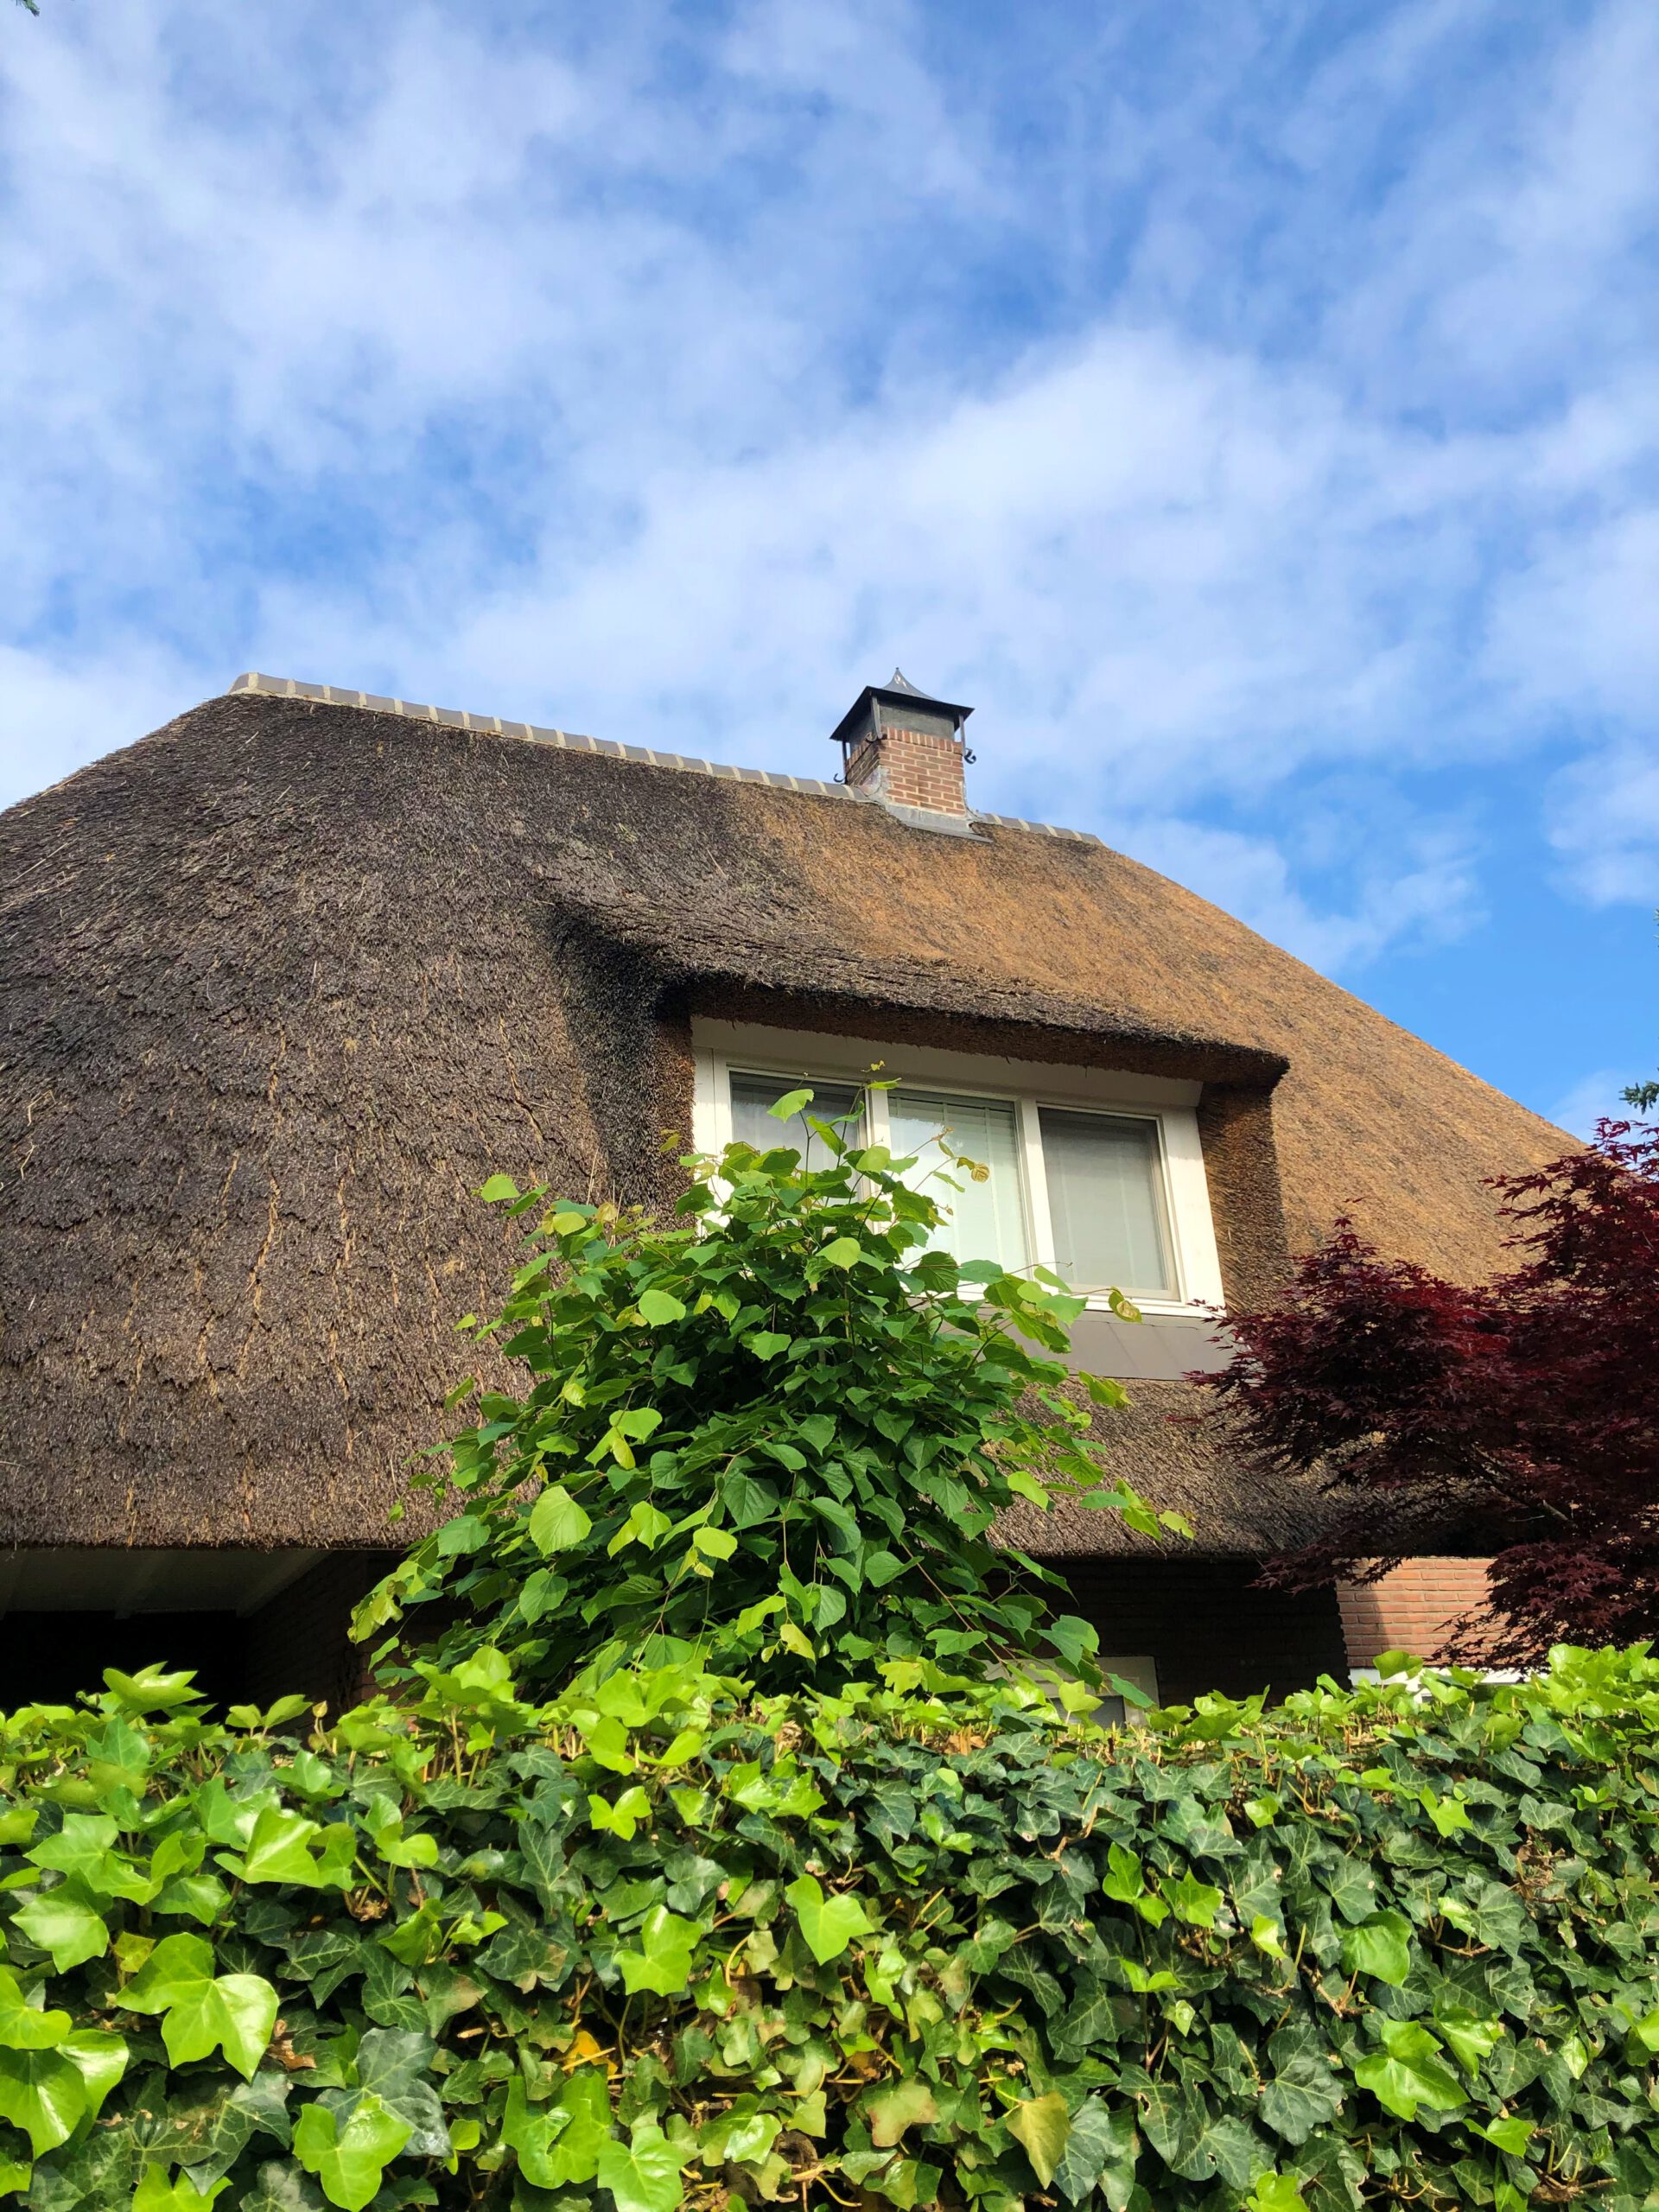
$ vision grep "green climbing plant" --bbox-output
[355,1086,1185,1697]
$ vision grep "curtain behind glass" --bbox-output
[1039,1108,1173,1295]
[728,1073,863,1168]
[886,1090,1030,1273]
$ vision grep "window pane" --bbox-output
[887,1090,1030,1272]
[728,1073,863,1166]
[1039,1109,1173,1296]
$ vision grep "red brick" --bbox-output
[1337,1557,1493,1666]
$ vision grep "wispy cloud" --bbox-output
[1,0,1656,1014]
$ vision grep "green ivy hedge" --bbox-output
[2,1645,1658,2210]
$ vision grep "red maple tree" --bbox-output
[1203,1122,1659,1666]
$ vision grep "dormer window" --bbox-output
[692,1020,1223,1313]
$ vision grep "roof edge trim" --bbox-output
[223,673,1102,847]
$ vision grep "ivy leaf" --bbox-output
[1340,1909,1414,1986]
[137,2167,234,2202]
[546,2067,611,2185]
[589,1788,652,1841]
[1353,2019,1468,2121]
[13,1885,110,1971]
[234,1807,334,1889]
[596,2119,687,2212]
[350,2029,451,2158]
[27,1813,152,1904]
[0,2046,89,2157]
[123,1933,279,2080]
[1259,2054,1345,2145]
[243,2166,327,2212]
[785,1874,875,1963]
[1008,2092,1071,2187]
[1474,2115,1535,2155]
[617,1907,702,1996]
[293,2092,413,2212]
[1435,2005,1505,2076]
[529,1484,592,1555]
[133,2169,232,2209]
[1160,1871,1224,1929]
[0,1966,70,2050]
[865,2078,939,2148]
[1052,2097,1135,2206]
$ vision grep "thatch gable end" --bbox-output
[0,684,1568,1562]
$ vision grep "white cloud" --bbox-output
[1,0,1657,991]
[1550,1067,1637,1141]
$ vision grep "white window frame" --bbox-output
[690,1018,1225,1316]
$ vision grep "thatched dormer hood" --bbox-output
[0,679,1567,1561]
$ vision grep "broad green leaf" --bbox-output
[1245,2176,1307,2212]
[0,2046,88,2157]
[1052,2097,1135,2207]
[637,1288,686,1325]
[1102,1843,1168,1925]
[785,1874,875,1963]
[1160,1870,1223,1929]
[12,1887,109,1971]
[1353,2018,1467,2122]
[596,2120,686,2212]
[588,1788,652,1841]
[766,1089,814,1119]
[124,1936,278,2080]
[721,1473,779,1529]
[134,2168,232,2209]
[293,2092,412,2212]
[865,2078,939,2148]
[617,1907,702,1996]
[1008,2093,1071,2187]
[0,1967,69,2050]
[236,1807,334,1888]
[102,1662,204,1712]
[529,1484,592,1554]
[608,1501,672,1554]
[477,1173,520,1202]
[1436,2005,1504,2076]
[548,2068,611,2185]
[28,1814,151,1904]
[351,2028,451,2158]
[1340,1909,1413,1986]
[1259,2051,1344,2145]
[818,1237,861,1269]
[690,1525,736,1560]
[741,1331,791,1360]
[1474,2116,1535,2155]
[1250,1915,1287,1960]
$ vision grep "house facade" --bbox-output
[0,672,1568,1708]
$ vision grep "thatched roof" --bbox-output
[0,679,1568,1559]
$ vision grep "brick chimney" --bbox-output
[830,670,974,821]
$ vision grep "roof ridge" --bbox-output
[223,673,1100,846]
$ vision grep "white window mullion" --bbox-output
[1016,1096,1057,1279]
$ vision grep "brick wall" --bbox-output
[1337,1556,1493,1668]
[847,724,968,817]
[244,1551,392,1712]
[1060,1558,1350,1706]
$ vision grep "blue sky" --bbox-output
[3,0,1656,1132]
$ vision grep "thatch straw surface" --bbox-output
[0,690,1567,1556]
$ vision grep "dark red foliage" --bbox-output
[1205,1122,1659,1666]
